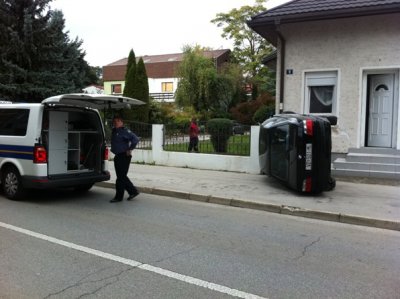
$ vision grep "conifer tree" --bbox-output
[123,49,136,98]
[131,57,149,122]
[0,0,93,102]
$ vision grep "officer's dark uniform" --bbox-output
[110,126,139,202]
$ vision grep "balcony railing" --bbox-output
[150,92,174,102]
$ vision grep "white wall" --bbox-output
[278,13,400,152]
[148,77,179,102]
[110,125,261,174]
[148,77,179,93]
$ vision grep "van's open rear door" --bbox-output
[42,93,145,109]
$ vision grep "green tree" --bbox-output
[175,45,215,113]
[0,0,93,102]
[175,45,242,118]
[211,0,274,100]
[123,49,136,98]
[209,62,245,117]
[85,66,102,86]
[131,57,149,123]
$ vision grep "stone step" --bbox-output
[345,153,400,164]
[331,148,400,180]
[348,147,400,155]
[333,158,400,172]
[332,168,400,180]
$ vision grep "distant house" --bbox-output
[102,49,231,103]
[248,0,400,179]
[82,85,104,94]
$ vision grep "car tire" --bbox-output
[326,177,336,191]
[2,166,25,200]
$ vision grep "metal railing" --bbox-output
[150,92,174,102]
[163,122,251,156]
[104,120,251,155]
[105,119,152,149]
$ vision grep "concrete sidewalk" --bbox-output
[97,163,400,231]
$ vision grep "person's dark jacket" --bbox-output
[111,127,139,154]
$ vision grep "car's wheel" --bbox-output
[74,183,94,193]
[2,166,24,200]
[326,177,336,191]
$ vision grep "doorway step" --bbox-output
[332,148,400,180]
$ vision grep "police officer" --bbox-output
[110,115,140,202]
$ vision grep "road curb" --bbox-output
[95,182,400,231]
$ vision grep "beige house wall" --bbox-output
[277,13,400,152]
[104,78,180,102]
[103,81,125,95]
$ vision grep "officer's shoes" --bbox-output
[127,192,139,201]
[110,198,123,203]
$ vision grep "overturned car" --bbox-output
[259,113,336,194]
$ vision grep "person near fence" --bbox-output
[188,117,200,153]
[110,115,140,203]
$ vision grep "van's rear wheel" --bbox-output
[2,166,24,200]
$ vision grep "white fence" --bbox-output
[110,124,261,174]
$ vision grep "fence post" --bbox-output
[249,125,261,173]
[152,124,164,163]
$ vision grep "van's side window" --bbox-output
[0,109,30,136]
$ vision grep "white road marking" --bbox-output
[0,221,268,299]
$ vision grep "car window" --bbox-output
[0,109,30,136]
[270,124,289,180]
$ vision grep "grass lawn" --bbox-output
[164,135,250,156]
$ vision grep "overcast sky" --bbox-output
[50,0,290,67]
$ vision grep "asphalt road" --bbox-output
[0,186,399,299]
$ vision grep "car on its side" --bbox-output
[259,113,336,194]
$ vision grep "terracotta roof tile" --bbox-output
[103,49,230,81]
[105,49,230,66]
[248,0,400,45]
[259,0,400,18]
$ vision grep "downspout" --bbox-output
[277,31,285,113]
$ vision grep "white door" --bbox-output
[368,74,394,147]
[48,111,68,174]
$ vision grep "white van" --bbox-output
[0,93,143,200]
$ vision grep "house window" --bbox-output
[111,84,122,94]
[162,82,173,92]
[305,71,337,114]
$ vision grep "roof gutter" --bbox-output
[277,30,285,113]
[249,5,400,27]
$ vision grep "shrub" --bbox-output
[230,92,275,125]
[174,118,190,134]
[253,105,275,124]
[207,118,233,153]
[229,100,261,125]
